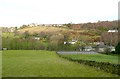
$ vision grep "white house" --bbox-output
[64,39,78,45]
[69,39,78,44]
[93,42,104,45]
[108,30,118,33]
[69,41,76,44]
[64,42,67,44]
[108,46,115,52]
[84,46,93,51]
[2,48,7,50]
[34,37,40,40]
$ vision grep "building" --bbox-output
[69,39,78,44]
[84,46,93,51]
[79,46,94,51]
[96,45,107,53]
[108,30,118,33]
[107,46,115,52]
[34,37,40,40]
[93,42,104,45]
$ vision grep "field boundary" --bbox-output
[56,52,120,76]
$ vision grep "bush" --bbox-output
[115,42,120,54]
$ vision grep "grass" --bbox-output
[0,51,2,77]
[2,33,19,38]
[60,54,119,64]
[18,26,68,34]
[2,50,118,77]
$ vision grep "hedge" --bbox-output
[56,52,120,75]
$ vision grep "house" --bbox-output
[9,27,16,32]
[2,48,7,50]
[84,46,93,51]
[64,39,78,45]
[64,42,67,44]
[53,24,63,27]
[108,30,118,33]
[93,42,104,45]
[34,37,40,40]
[69,39,78,44]
[69,41,76,44]
[79,46,94,51]
[96,45,107,53]
[107,46,115,52]
[29,23,38,27]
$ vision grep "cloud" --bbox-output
[0,0,119,27]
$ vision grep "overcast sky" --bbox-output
[0,0,119,27]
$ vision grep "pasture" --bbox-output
[59,53,118,64]
[0,51,2,77]
[2,50,117,77]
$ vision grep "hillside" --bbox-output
[18,26,68,34]
[2,20,118,49]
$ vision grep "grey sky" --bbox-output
[0,0,119,27]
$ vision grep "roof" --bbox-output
[108,30,118,32]
[96,45,107,48]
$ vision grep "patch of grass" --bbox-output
[0,51,2,77]
[2,33,14,37]
[2,50,117,77]
[60,54,118,64]
[2,33,19,38]
[18,26,68,34]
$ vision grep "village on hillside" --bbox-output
[2,20,119,54]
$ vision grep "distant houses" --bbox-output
[79,45,115,53]
[2,27,16,33]
[28,23,63,27]
[63,39,116,53]
[64,39,78,45]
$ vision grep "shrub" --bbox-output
[115,42,120,54]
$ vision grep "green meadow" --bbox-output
[0,51,2,77]
[2,50,118,77]
[60,53,119,64]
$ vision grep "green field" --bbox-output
[0,51,2,77]
[2,33,19,38]
[60,54,119,64]
[2,50,118,77]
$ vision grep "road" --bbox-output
[57,51,98,54]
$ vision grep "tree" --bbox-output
[20,25,28,29]
[64,23,72,28]
[101,32,118,46]
[115,42,120,54]
[50,34,64,46]
[23,31,30,39]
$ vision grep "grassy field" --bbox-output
[2,33,19,38]
[0,51,2,77]
[60,54,119,64]
[2,50,118,77]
